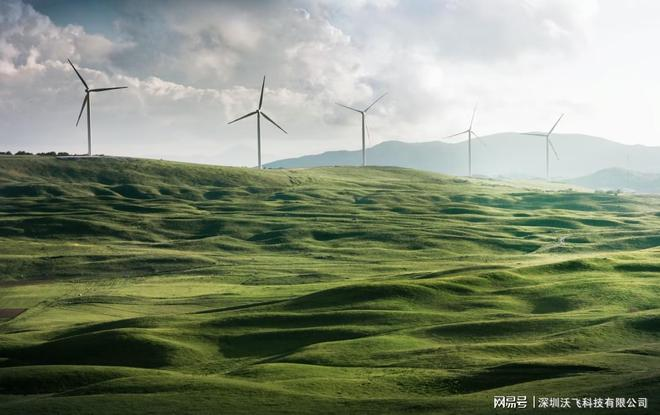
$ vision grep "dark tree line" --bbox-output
[0,151,72,156]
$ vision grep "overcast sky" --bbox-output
[1,0,659,166]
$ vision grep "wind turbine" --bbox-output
[336,92,387,167]
[444,105,482,176]
[227,76,287,169]
[523,114,564,181]
[68,59,127,156]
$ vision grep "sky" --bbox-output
[1,0,659,166]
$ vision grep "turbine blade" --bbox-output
[365,116,372,145]
[76,94,89,127]
[227,110,257,125]
[470,130,479,138]
[261,112,287,134]
[476,137,487,147]
[364,92,388,112]
[469,104,477,129]
[336,103,362,113]
[548,113,564,135]
[521,132,547,137]
[89,86,128,92]
[472,131,488,147]
[68,59,88,89]
[443,130,469,139]
[258,76,265,110]
[549,139,560,160]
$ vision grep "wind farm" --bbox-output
[2,1,660,415]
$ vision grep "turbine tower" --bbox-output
[68,59,127,156]
[336,93,387,167]
[227,76,287,169]
[444,105,481,176]
[523,114,564,181]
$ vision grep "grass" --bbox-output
[0,156,659,414]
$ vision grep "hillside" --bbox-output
[1,156,660,414]
[569,167,660,194]
[265,133,660,179]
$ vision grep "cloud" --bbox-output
[415,0,598,61]
[0,0,132,75]
[1,0,606,165]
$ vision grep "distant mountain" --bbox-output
[567,168,660,193]
[265,133,660,179]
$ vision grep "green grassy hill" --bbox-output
[1,156,659,414]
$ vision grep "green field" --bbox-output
[0,156,658,414]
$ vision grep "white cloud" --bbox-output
[14,0,660,168]
[0,0,132,75]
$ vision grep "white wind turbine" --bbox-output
[444,105,483,176]
[523,114,564,181]
[68,59,127,156]
[227,76,287,169]
[336,93,388,167]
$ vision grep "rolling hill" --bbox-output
[1,156,660,414]
[265,133,660,179]
[568,168,660,194]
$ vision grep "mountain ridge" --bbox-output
[265,133,660,179]
[568,167,660,193]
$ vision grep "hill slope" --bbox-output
[265,133,660,179]
[1,156,660,414]
[568,167,660,193]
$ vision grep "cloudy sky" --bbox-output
[1,0,658,166]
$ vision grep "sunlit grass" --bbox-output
[0,156,659,414]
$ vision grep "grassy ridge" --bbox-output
[0,156,659,414]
